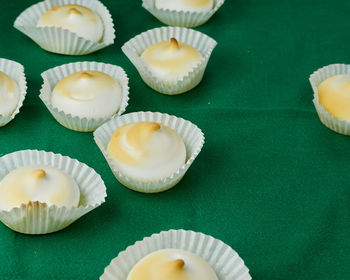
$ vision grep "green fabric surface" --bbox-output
[0,0,349,279]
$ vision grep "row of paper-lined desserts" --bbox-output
[14,0,225,55]
[0,24,217,128]
[0,0,251,279]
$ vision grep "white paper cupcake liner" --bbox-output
[100,229,251,280]
[94,111,204,193]
[309,63,350,135]
[142,0,225,28]
[40,61,129,132]
[0,58,27,127]
[14,0,115,55]
[0,150,107,234]
[122,26,217,95]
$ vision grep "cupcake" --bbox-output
[14,0,115,55]
[0,58,27,127]
[100,229,251,280]
[0,150,106,234]
[122,26,217,95]
[142,0,225,28]
[310,64,350,135]
[93,111,204,193]
[40,61,129,132]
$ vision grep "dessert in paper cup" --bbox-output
[309,63,350,135]
[93,111,205,193]
[100,229,251,280]
[14,0,115,55]
[0,58,27,127]
[0,149,107,234]
[40,61,129,132]
[122,26,217,95]
[142,0,225,28]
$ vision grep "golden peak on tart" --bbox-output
[127,249,218,280]
[37,4,104,42]
[107,122,186,181]
[0,165,80,211]
[141,38,202,82]
[51,70,122,118]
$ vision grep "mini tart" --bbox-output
[0,58,27,127]
[142,0,225,28]
[14,0,115,55]
[40,61,129,132]
[51,70,123,119]
[310,64,350,135]
[122,26,217,95]
[0,165,80,211]
[141,38,202,84]
[37,4,104,43]
[127,249,218,280]
[100,229,251,280]
[107,122,186,182]
[0,150,106,234]
[94,112,204,193]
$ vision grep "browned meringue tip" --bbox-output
[168,259,185,270]
[31,169,46,179]
[69,7,82,15]
[168,37,180,51]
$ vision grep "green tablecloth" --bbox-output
[1,0,349,279]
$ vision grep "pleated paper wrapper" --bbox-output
[40,61,129,132]
[100,229,251,280]
[94,111,204,193]
[0,150,107,234]
[142,0,225,28]
[0,58,27,127]
[14,0,115,55]
[122,26,217,95]
[310,63,350,135]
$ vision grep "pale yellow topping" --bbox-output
[187,0,212,7]
[54,71,117,102]
[69,7,81,15]
[318,74,350,120]
[141,38,202,77]
[40,4,95,24]
[107,122,161,165]
[0,165,80,211]
[128,253,188,280]
[0,71,15,97]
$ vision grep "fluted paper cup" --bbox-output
[122,26,217,95]
[14,0,115,55]
[309,63,350,135]
[0,58,27,127]
[40,61,129,132]
[94,111,204,193]
[100,229,251,280]
[0,150,107,234]
[142,0,225,28]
